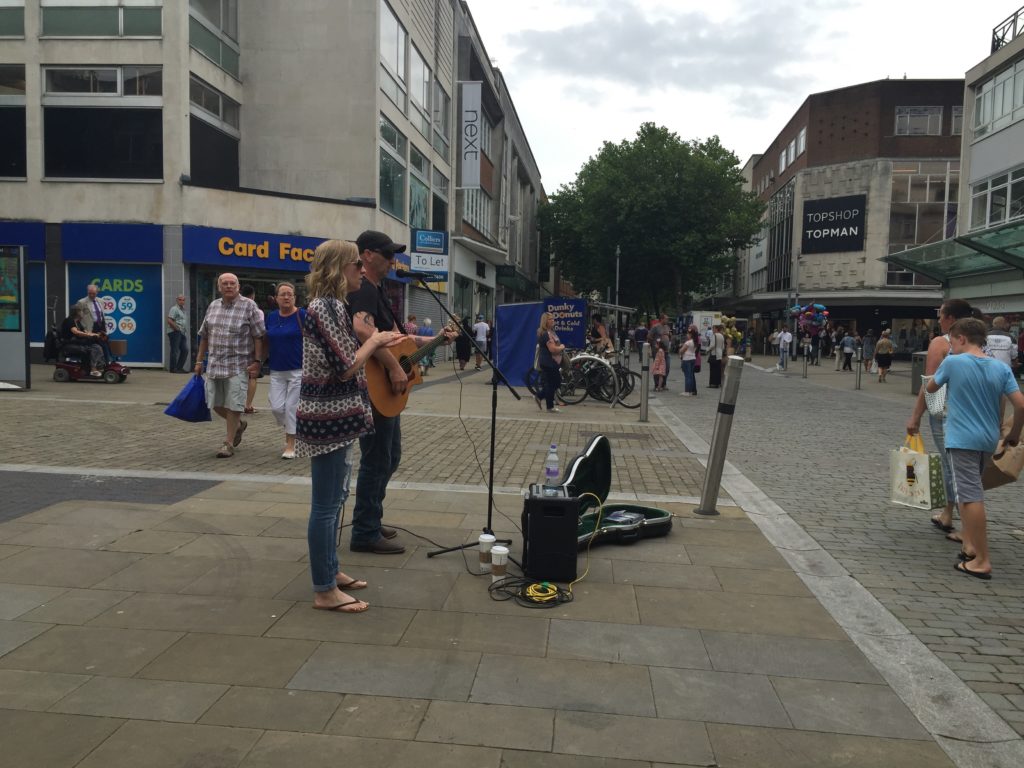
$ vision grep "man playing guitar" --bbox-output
[348,230,454,555]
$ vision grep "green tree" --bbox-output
[540,123,763,315]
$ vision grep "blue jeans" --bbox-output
[928,413,957,508]
[351,413,401,548]
[682,359,697,393]
[168,330,188,371]
[778,348,789,369]
[541,365,561,410]
[309,444,354,591]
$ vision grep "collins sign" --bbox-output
[800,194,866,254]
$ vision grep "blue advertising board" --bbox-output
[494,297,588,386]
[412,229,448,254]
[62,223,163,263]
[183,225,325,273]
[67,263,164,365]
[544,297,587,349]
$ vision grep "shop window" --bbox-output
[41,4,161,37]
[0,3,24,37]
[189,0,239,78]
[44,107,162,179]
[0,65,26,177]
[895,106,942,136]
[190,115,238,189]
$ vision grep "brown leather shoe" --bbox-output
[380,526,398,540]
[351,538,406,554]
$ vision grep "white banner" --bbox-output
[459,81,482,189]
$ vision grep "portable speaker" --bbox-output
[521,493,579,582]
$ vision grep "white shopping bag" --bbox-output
[890,435,947,510]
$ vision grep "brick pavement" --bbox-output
[656,355,1024,737]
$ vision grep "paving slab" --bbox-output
[418,700,554,751]
[0,668,90,710]
[49,675,227,722]
[701,630,883,683]
[0,547,143,588]
[470,654,656,717]
[171,533,308,561]
[265,602,416,644]
[137,632,318,687]
[274,564,458,610]
[650,667,791,728]
[75,719,262,768]
[199,685,342,732]
[706,723,955,768]
[18,503,178,529]
[88,592,293,636]
[0,619,52,658]
[547,618,711,669]
[6,523,133,550]
[610,559,722,590]
[0,709,124,768]
[154,511,282,536]
[102,529,201,553]
[16,587,133,625]
[90,553,219,592]
[554,709,714,765]
[0,583,66,620]
[179,559,306,599]
[399,608,550,656]
[500,752,654,768]
[0,544,28,560]
[0,624,182,676]
[324,693,429,739]
[710,566,812,596]
[289,642,481,700]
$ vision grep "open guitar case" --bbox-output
[559,434,673,548]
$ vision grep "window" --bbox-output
[42,65,162,180]
[887,161,958,285]
[480,114,492,158]
[972,60,1024,138]
[970,168,1024,230]
[408,45,431,140]
[379,0,406,107]
[379,115,406,220]
[951,106,963,135]
[432,168,448,232]
[189,0,239,78]
[778,150,786,174]
[0,64,26,177]
[188,76,238,187]
[189,75,239,132]
[409,144,429,229]
[797,126,807,155]
[464,188,492,238]
[432,80,450,158]
[0,2,24,37]
[41,3,161,37]
[787,139,796,165]
[895,106,942,136]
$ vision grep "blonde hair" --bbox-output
[538,312,554,333]
[306,240,358,300]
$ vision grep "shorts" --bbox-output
[947,448,990,504]
[205,372,247,412]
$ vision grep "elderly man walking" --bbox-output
[193,273,265,458]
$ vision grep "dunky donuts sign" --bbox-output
[67,263,163,365]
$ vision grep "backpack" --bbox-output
[43,327,60,361]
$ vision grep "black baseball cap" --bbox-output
[356,230,406,256]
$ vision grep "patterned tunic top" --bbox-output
[294,297,375,459]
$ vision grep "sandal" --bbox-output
[954,561,991,580]
[233,419,248,447]
[216,443,234,458]
[244,406,257,414]
[336,577,368,590]
[313,597,368,613]
[930,516,954,533]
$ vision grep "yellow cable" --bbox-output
[568,492,605,594]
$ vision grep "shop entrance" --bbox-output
[191,267,310,324]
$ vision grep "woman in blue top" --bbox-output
[265,282,306,459]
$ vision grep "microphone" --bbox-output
[393,269,420,280]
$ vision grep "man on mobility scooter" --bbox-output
[50,302,130,383]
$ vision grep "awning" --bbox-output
[451,235,508,263]
[882,220,1024,282]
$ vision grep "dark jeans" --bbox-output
[842,352,853,370]
[541,364,561,410]
[309,444,353,591]
[351,412,401,548]
[168,330,189,371]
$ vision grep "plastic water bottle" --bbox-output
[543,443,560,488]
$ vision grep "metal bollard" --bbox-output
[696,355,745,516]
[854,348,863,390]
[802,344,809,379]
[639,342,650,423]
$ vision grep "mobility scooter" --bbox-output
[50,335,131,384]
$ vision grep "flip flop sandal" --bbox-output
[336,578,368,590]
[946,531,963,543]
[954,561,991,580]
[216,443,234,458]
[233,419,248,447]
[930,516,954,533]
[313,597,369,613]
[957,550,977,562]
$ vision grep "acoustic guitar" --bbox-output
[365,322,455,417]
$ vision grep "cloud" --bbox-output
[506,0,854,99]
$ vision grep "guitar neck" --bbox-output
[405,333,447,365]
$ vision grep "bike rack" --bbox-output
[569,353,618,410]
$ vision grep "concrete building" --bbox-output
[886,6,1024,341]
[0,1,543,368]
[729,78,964,351]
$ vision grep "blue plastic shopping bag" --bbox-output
[164,374,211,422]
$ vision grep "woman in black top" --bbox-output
[455,316,473,370]
[60,304,105,377]
[535,312,565,412]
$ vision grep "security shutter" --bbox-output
[407,285,449,363]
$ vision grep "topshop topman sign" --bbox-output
[459,81,482,189]
[800,194,866,254]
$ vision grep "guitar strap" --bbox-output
[377,282,407,335]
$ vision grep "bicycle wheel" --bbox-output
[524,368,543,397]
[587,363,616,402]
[615,370,642,408]
[558,360,589,404]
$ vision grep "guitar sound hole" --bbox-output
[399,356,413,374]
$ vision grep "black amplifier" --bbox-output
[521,488,579,582]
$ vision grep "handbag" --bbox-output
[694,349,702,374]
[921,376,947,417]
[983,411,1024,489]
[890,434,946,510]
[164,374,212,422]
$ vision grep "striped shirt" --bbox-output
[198,296,265,378]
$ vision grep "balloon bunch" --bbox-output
[789,303,829,335]
[720,315,744,344]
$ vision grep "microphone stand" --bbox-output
[399,272,521,558]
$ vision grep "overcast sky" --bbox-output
[467,0,1014,192]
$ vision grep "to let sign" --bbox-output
[800,194,866,254]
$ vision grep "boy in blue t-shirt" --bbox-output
[927,317,1024,579]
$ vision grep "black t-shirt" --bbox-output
[347,277,398,333]
[60,316,84,342]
